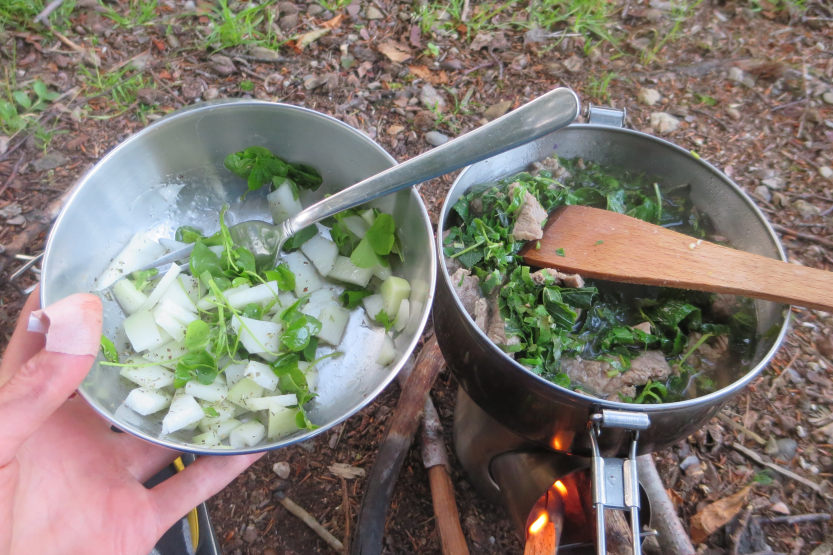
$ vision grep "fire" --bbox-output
[528,512,549,535]
[553,480,568,496]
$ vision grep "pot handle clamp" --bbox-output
[589,409,650,555]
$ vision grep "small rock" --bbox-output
[0,203,21,219]
[183,0,195,9]
[6,215,25,226]
[277,1,299,15]
[425,131,448,146]
[818,337,833,359]
[419,84,445,111]
[637,88,661,106]
[483,100,512,121]
[819,166,833,179]
[728,66,745,83]
[166,33,180,48]
[307,3,323,15]
[793,199,821,217]
[645,8,664,21]
[299,439,316,452]
[273,461,291,479]
[761,177,784,190]
[204,87,219,100]
[754,185,772,203]
[776,438,798,461]
[823,91,833,105]
[279,13,299,30]
[650,112,680,134]
[137,88,167,105]
[33,152,69,172]
[242,524,258,543]
[387,124,405,135]
[127,51,151,72]
[726,107,741,119]
[249,46,280,60]
[366,5,384,19]
[764,435,778,455]
[208,55,236,76]
[304,74,326,90]
[346,2,361,16]
[563,54,583,73]
[797,425,808,438]
[0,136,9,156]
[770,501,790,515]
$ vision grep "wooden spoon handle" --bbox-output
[522,206,833,312]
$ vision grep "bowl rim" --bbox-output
[41,100,437,454]
[436,122,790,414]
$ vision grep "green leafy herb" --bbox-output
[375,309,394,333]
[174,350,218,388]
[265,263,295,292]
[340,287,373,309]
[555,248,565,257]
[281,314,323,352]
[184,320,211,352]
[100,335,119,363]
[204,406,220,418]
[131,268,158,292]
[224,146,322,193]
[176,225,204,243]
[284,225,318,250]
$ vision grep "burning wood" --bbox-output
[524,482,565,555]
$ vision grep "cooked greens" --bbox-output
[443,157,758,404]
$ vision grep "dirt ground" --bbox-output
[2,0,833,553]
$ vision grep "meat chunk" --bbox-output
[470,197,484,216]
[711,294,742,322]
[561,350,672,400]
[487,294,521,351]
[685,332,730,373]
[508,182,548,241]
[529,268,585,289]
[474,298,489,332]
[451,268,481,316]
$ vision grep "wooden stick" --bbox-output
[34,0,66,24]
[351,336,444,555]
[524,487,564,555]
[771,223,833,250]
[716,412,767,445]
[340,476,352,554]
[275,492,344,552]
[731,443,822,494]
[636,455,696,555]
[421,396,470,555]
[757,513,831,525]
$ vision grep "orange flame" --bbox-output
[554,480,568,496]
[528,512,549,535]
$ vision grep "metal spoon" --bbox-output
[139,87,581,273]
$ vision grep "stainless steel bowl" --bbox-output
[434,123,789,457]
[41,101,436,454]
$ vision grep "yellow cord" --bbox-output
[173,457,200,552]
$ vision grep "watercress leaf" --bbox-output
[203,406,220,418]
[33,81,48,99]
[231,276,250,288]
[566,187,605,206]
[233,247,257,275]
[452,197,470,223]
[131,268,158,293]
[366,213,396,256]
[100,335,119,363]
[552,372,571,389]
[560,287,597,309]
[302,336,319,362]
[224,152,254,178]
[606,189,627,214]
[13,91,31,110]
[350,237,381,269]
[375,310,394,333]
[295,408,317,429]
[285,225,318,250]
[175,225,204,243]
[542,288,577,329]
[287,162,323,191]
[280,314,321,352]
[184,320,211,352]
[242,303,263,320]
[190,242,223,281]
[339,288,373,309]
[243,146,272,158]
[174,365,191,389]
[272,263,295,292]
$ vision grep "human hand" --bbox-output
[0,288,263,555]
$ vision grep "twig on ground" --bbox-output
[0,139,27,164]
[768,350,801,398]
[151,71,184,104]
[462,61,494,75]
[717,412,767,445]
[730,506,754,555]
[732,442,822,494]
[275,492,344,552]
[797,60,809,139]
[692,108,730,131]
[340,476,352,555]
[770,98,807,112]
[239,67,266,82]
[460,0,470,22]
[233,53,292,63]
[0,155,27,198]
[757,513,831,525]
[771,223,833,250]
[34,0,67,24]
[488,50,503,81]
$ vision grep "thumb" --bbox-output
[0,293,102,466]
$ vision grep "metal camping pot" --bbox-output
[40,100,436,454]
[434,107,790,459]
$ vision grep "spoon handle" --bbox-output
[282,87,581,237]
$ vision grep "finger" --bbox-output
[0,350,96,466]
[0,286,44,386]
[115,432,182,483]
[150,452,265,532]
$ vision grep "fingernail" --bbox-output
[27,294,103,356]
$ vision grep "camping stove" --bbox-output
[453,388,654,554]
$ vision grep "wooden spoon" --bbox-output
[520,205,833,312]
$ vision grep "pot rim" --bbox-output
[436,123,790,414]
[42,99,437,454]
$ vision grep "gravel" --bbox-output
[637,88,661,106]
[424,131,449,146]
